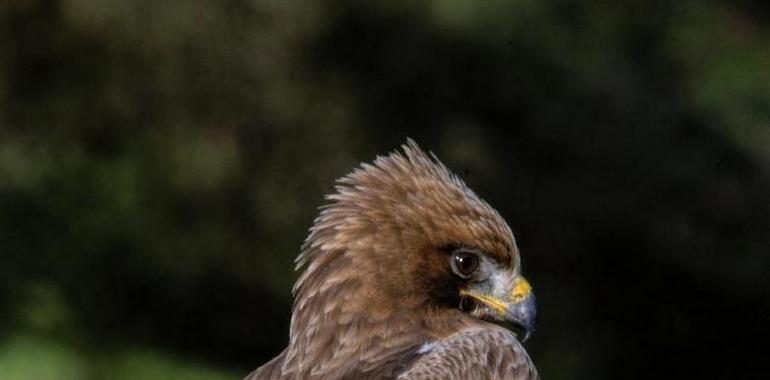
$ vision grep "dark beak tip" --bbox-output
[513,320,535,343]
[508,292,537,343]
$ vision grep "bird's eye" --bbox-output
[451,250,480,279]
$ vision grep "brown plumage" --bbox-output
[246,140,538,380]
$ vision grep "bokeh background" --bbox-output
[2,1,770,379]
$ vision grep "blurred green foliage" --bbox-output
[1,0,769,379]
[0,334,234,380]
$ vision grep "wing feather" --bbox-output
[397,328,538,380]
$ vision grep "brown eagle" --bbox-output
[246,140,538,380]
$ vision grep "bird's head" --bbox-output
[292,140,536,342]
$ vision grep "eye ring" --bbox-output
[450,249,480,279]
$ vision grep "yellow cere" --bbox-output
[459,277,531,316]
[510,277,532,303]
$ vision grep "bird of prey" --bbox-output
[246,140,538,380]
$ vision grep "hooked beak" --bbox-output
[460,276,537,342]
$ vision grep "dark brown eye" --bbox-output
[451,250,480,279]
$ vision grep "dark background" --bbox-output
[1,1,769,379]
